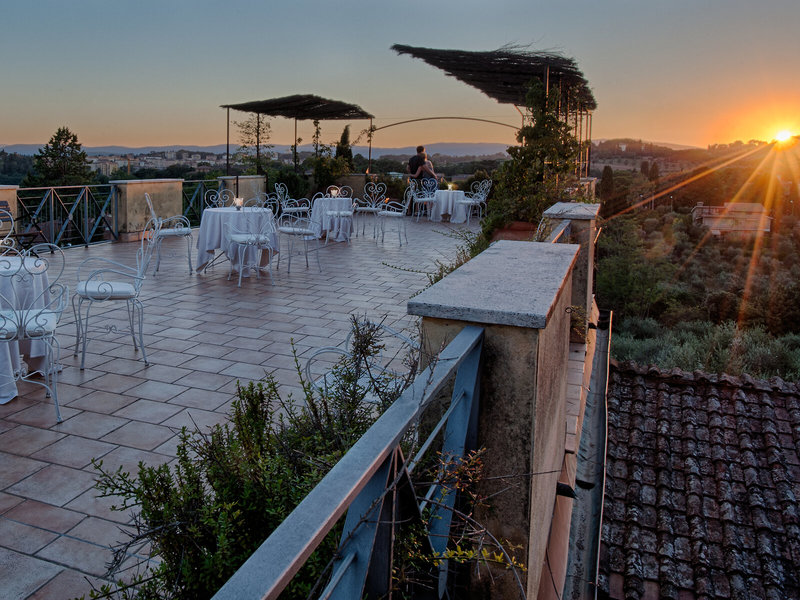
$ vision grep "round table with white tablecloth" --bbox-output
[310,197,354,242]
[430,190,468,223]
[0,256,50,403]
[195,207,277,273]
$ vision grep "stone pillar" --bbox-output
[542,203,601,336]
[219,175,266,200]
[408,240,580,599]
[110,178,183,241]
[0,185,18,238]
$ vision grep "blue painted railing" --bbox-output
[182,179,218,226]
[13,185,118,247]
[213,325,484,600]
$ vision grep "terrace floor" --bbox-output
[0,217,476,600]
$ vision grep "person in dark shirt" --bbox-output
[407,145,425,180]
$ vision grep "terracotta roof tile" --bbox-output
[602,363,800,598]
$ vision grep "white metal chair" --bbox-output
[412,178,438,222]
[455,179,492,225]
[354,181,386,238]
[276,212,321,274]
[0,243,68,421]
[72,219,160,370]
[144,193,193,275]
[205,189,235,208]
[224,207,277,287]
[377,186,413,246]
[276,183,311,217]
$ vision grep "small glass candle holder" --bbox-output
[234,197,243,210]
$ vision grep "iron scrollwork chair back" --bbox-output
[205,188,235,208]
[276,183,310,217]
[0,243,68,421]
[0,209,16,252]
[354,181,387,237]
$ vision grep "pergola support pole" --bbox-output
[226,107,230,176]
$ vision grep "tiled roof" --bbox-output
[601,362,800,599]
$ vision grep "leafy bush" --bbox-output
[84,318,415,599]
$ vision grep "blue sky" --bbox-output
[3,0,799,148]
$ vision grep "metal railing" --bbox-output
[14,185,118,247]
[182,179,219,226]
[213,325,484,600]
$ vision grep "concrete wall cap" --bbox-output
[408,240,579,328]
[543,202,601,220]
[109,178,183,184]
[0,185,20,190]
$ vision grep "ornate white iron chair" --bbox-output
[276,212,321,274]
[455,179,492,225]
[224,207,277,287]
[205,188,235,208]
[276,183,311,217]
[354,181,386,238]
[144,193,193,275]
[377,186,413,246]
[0,207,16,252]
[0,243,68,421]
[412,178,438,222]
[72,219,160,370]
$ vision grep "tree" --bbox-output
[648,161,660,183]
[21,126,94,187]
[335,125,354,170]
[640,160,650,178]
[599,165,615,199]
[234,114,272,174]
[482,79,582,235]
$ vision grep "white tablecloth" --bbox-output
[0,257,50,403]
[310,197,354,241]
[431,190,467,223]
[195,207,277,272]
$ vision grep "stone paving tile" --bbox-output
[124,380,189,403]
[64,489,130,524]
[83,373,147,395]
[91,445,173,475]
[0,453,48,489]
[56,412,128,439]
[0,492,25,514]
[7,402,80,429]
[0,425,64,456]
[30,436,116,470]
[0,517,60,554]
[0,548,64,600]
[27,569,105,600]
[3,500,85,533]
[64,390,137,414]
[172,370,234,391]
[168,388,232,411]
[112,398,184,424]
[100,421,174,451]
[36,535,112,577]
[7,464,98,507]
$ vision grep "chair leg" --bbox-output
[76,298,93,371]
[238,245,245,288]
[130,298,149,366]
[46,337,62,423]
[186,234,193,274]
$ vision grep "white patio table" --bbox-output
[431,189,468,223]
[310,197,354,242]
[0,257,50,403]
[195,207,277,273]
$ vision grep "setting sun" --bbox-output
[775,129,792,142]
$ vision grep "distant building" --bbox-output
[691,202,771,236]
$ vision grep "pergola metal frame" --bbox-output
[221,94,374,174]
[390,44,597,177]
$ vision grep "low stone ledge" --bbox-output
[408,240,579,329]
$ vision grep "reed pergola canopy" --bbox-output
[391,44,596,110]
[220,94,374,120]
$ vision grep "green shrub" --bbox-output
[85,318,414,600]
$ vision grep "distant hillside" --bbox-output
[1,142,510,159]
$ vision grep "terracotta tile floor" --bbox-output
[0,216,475,599]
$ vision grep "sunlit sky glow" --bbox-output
[2,0,799,150]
